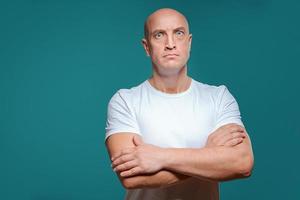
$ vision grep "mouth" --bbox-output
[163,53,179,58]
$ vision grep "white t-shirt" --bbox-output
[105,78,244,200]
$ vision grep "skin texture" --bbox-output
[142,8,192,94]
[106,133,190,189]
[111,124,253,181]
[105,8,254,189]
[106,124,251,189]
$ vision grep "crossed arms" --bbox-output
[105,123,254,189]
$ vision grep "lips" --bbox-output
[163,53,179,57]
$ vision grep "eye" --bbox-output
[175,30,184,37]
[154,32,163,39]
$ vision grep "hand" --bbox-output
[205,123,246,148]
[111,136,166,177]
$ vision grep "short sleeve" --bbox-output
[214,85,244,131]
[105,90,141,141]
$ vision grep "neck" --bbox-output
[148,66,191,94]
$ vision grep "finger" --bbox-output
[112,154,135,168]
[228,124,244,134]
[114,160,137,173]
[221,123,244,133]
[219,132,246,145]
[224,137,244,147]
[214,124,244,142]
[120,167,142,177]
[111,147,135,161]
[214,132,243,145]
[133,136,143,146]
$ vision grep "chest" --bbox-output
[136,96,216,148]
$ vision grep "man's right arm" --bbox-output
[105,133,190,189]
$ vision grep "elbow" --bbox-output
[121,177,142,190]
[237,153,254,178]
[121,178,135,189]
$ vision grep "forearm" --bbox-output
[120,170,190,189]
[163,143,254,181]
[110,126,254,186]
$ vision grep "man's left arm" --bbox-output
[163,128,254,181]
[112,125,254,182]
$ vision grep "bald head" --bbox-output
[144,8,190,40]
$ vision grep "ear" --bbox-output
[142,38,151,57]
[188,34,192,52]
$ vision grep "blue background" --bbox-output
[1,0,299,199]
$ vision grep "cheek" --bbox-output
[179,40,190,50]
[180,43,191,58]
[150,46,163,59]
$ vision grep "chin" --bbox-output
[156,64,186,77]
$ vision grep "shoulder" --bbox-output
[108,81,146,106]
[192,79,229,98]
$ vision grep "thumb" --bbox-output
[133,135,143,146]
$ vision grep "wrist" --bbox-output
[160,148,174,169]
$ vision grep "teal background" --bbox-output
[1,0,299,199]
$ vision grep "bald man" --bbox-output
[105,8,254,200]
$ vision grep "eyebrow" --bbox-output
[174,27,186,32]
[151,26,187,35]
[151,29,165,36]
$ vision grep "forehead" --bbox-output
[147,11,189,33]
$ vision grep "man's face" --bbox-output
[143,10,192,75]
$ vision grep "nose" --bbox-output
[165,35,176,50]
